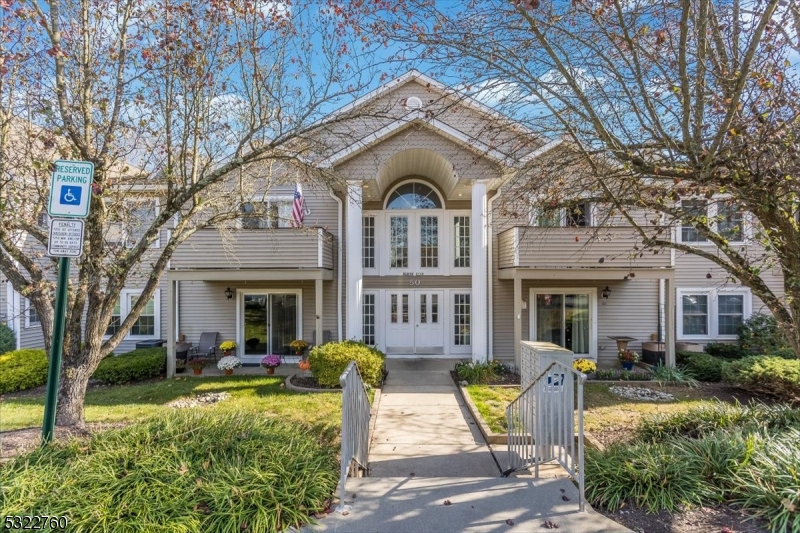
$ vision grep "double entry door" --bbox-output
[385,290,445,354]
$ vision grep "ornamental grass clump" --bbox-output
[0,411,339,533]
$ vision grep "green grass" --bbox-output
[0,376,344,441]
[1,410,339,532]
[465,385,519,433]
[464,383,735,442]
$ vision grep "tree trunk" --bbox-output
[55,358,94,428]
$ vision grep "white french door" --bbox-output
[384,290,445,354]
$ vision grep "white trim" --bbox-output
[235,289,303,364]
[317,227,323,268]
[471,182,488,362]
[346,182,363,340]
[23,298,40,328]
[676,287,752,341]
[529,288,598,359]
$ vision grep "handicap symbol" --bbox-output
[60,186,81,206]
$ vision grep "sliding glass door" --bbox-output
[532,289,594,356]
[241,292,300,358]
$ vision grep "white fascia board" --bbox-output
[320,113,515,169]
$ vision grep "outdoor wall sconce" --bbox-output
[224,287,234,300]
[601,286,612,299]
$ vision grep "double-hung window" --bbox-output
[532,200,592,227]
[105,289,160,339]
[678,289,750,339]
[25,299,40,328]
[240,198,293,229]
[718,202,745,243]
[679,198,748,244]
[679,199,708,243]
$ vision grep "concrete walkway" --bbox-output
[368,359,500,477]
[304,359,633,533]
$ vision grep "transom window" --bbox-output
[386,183,442,210]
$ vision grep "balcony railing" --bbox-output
[498,226,671,270]
[171,227,335,270]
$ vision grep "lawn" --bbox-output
[464,382,751,444]
[1,375,344,441]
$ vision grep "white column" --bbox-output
[166,279,175,378]
[315,278,323,346]
[346,181,363,341]
[513,277,522,367]
[665,277,676,367]
[471,181,488,362]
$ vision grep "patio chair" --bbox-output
[189,332,219,362]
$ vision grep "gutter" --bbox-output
[329,189,343,341]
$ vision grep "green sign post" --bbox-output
[42,160,93,444]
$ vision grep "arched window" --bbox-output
[386,182,442,210]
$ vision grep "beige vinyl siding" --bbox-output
[176,280,325,348]
[171,228,334,270]
[497,227,671,269]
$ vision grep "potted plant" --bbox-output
[289,339,309,356]
[618,349,640,371]
[572,358,596,375]
[175,359,186,374]
[217,355,242,375]
[219,340,237,357]
[187,359,207,375]
[260,355,282,375]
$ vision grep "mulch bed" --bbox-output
[599,503,769,533]
[289,375,341,390]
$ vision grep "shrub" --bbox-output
[0,349,48,394]
[0,411,338,532]
[738,314,788,353]
[723,356,800,402]
[308,340,385,387]
[650,363,699,387]
[704,342,753,360]
[584,439,716,513]
[0,322,16,355]
[727,427,800,533]
[677,352,724,382]
[636,401,800,442]
[91,347,166,385]
[454,360,503,384]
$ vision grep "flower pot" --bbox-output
[223,351,232,357]
[193,368,202,375]
[621,362,634,371]
[266,367,275,375]
[224,369,233,376]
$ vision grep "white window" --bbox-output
[679,198,749,244]
[453,216,470,268]
[25,299,40,328]
[363,293,376,345]
[363,216,375,269]
[240,197,293,229]
[105,289,161,339]
[107,198,160,248]
[453,293,471,346]
[389,216,409,269]
[677,288,751,340]
[532,201,592,227]
[419,216,439,268]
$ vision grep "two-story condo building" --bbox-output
[4,71,785,372]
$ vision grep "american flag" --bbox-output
[291,183,305,228]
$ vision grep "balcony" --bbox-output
[171,227,335,271]
[497,226,671,271]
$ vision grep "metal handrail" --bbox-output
[506,360,587,511]
[337,361,371,512]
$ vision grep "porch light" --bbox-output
[224,287,234,300]
[601,286,611,299]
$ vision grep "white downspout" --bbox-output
[329,189,343,341]
[487,188,499,361]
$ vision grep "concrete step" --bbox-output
[304,476,632,533]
